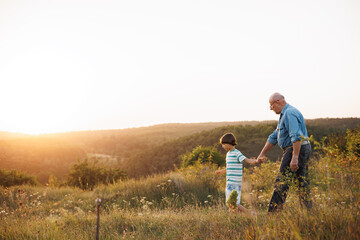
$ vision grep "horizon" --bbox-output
[1,117,358,136]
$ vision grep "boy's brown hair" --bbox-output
[219,132,237,146]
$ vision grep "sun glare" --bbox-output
[3,83,84,135]
[1,50,90,135]
[3,97,85,135]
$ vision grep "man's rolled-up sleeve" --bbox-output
[267,129,278,145]
[286,112,302,143]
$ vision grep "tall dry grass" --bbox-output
[1,138,359,239]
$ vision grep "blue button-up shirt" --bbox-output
[267,104,309,149]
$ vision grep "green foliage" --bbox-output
[123,119,360,178]
[95,163,223,210]
[1,141,360,239]
[181,145,224,168]
[1,129,360,239]
[124,123,282,178]
[67,159,127,190]
[226,190,238,209]
[1,121,360,239]
[244,161,279,209]
[321,128,360,191]
[0,169,38,187]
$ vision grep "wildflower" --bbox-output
[204,201,209,204]
[207,195,212,198]
[167,179,172,183]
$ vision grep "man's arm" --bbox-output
[290,141,301,171]
[257,141,274,162]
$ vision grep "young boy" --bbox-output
[215,132,262,214]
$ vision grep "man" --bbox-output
[257,93,312,212]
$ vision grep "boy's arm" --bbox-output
[245,157,266,165]
[215,168,226,175]
[244,158,258,165]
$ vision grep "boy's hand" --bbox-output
[248,158,258,165]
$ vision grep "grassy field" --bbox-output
[1,132,360,239]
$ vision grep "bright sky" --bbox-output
[1,0,359,134]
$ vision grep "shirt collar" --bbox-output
[281,103,290,115]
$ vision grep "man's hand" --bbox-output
[256,156,267,164]
[290,155,299,171]
[256,156,266,164]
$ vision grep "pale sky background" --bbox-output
[0,0,359,134]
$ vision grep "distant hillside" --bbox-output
[0,118,359,183]
[122,118,360,178]
[0,137,85,183]
[0,132,31,139]
[0,121,269,183]
[36,121,275,161]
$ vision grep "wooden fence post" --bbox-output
[96,198,102,240]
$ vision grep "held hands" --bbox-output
[248,156,267,165]
[255,156,267,164]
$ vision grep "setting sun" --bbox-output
[1,62,89,134]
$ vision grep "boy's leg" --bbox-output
[226,184,256,214]
[225,184,242,205]
[268,148,293,212]
[236,204,256,215]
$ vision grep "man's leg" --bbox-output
[268,148,294,212]
[296,144,313,209]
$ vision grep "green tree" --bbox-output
[181,146,225,168]
[67,159,127,190]
[0,169,38,187]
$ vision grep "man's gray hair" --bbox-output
[270,92,285,101]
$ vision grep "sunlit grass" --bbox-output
[1,156,359,239]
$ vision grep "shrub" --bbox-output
[181,146,225,168]
[67,159,127,190]
[0,169,38,187]
[321,128,360,193]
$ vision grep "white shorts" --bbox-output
[225,183,242,205]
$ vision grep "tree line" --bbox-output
[0,118,359,184]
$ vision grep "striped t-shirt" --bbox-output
[226,149,246,185]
